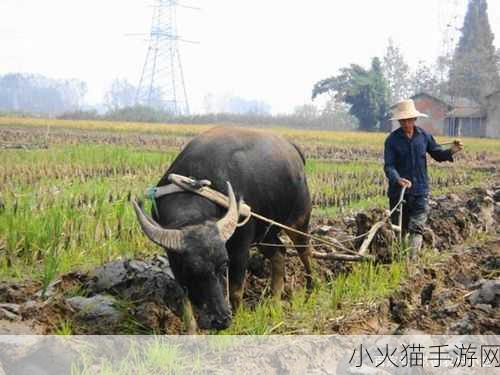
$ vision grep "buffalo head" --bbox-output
[132,182,239,330]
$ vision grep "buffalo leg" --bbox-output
[285,208,313,292]
[226,226,254,312]
[258,233,286,300]
[228,249,249,312]
[286,229,313,292]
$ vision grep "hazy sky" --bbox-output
[1,0,499,113]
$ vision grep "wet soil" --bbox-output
[332,239,499,335]
[0,183,498,335]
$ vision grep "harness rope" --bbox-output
[147,174,407,260]
[145,186,161,218]
[254,186,407,251]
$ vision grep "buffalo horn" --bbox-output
[216,182,239,242]
[132,199,184,252]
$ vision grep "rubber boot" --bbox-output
[409,233,423,259]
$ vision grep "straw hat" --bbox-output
[390,99,428,121]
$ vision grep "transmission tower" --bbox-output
[136,0,191,115]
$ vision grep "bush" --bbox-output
[51,105,359,131]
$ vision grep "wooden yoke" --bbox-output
[151,173,252,220]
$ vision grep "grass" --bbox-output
[0,144,177,280]
[223,232,495,336]
[54,319,74,336]
[73,337,196,375]
[0,181,159,279]
[41,246,61,299]
[0,142,488,281]
[221,255,406,335]
[0,117,499,335]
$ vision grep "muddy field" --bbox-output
[1,183,498,335]
[0,120,499,336]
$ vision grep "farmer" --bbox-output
[384,99,463,258]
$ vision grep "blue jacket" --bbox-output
[384,126,453,197]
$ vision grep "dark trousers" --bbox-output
[389,194,429,236]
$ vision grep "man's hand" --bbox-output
[397,178,412,188]
[450,139,464,154]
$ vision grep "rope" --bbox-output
[236,211,252,227]
[345,186,407,242]
[145,186,160,218]
[148,174,407,258]
[250,211,358,255]
[253,187,407,253]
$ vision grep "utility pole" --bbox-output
[136,0,196,115]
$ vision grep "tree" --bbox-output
[410,61,441,97]
[201,93,271,115]
[312,57,389,131]
[202,93,216,113]
[293,104,319,119]
[448,0,500,103]
[60,79,87,110]
[435,54,452,93]
[320,99,359,130]
[382,39,412,104]
[497,48,500,71]
[104,78,137,111]
[371,58,390,127]
[227,96,271,115]
[0,73,86,115]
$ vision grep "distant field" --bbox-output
[2,116,500,153]
[0,116,498,334]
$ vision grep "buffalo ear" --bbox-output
[216,182,238,242]
[132,199,185,252]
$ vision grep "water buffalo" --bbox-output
[133,127,312,330]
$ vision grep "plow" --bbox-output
[147,174,409,262]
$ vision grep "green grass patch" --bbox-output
[221,257,406,335]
